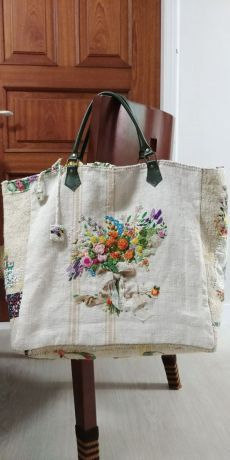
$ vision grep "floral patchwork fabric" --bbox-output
[215,193,228,238]
[3,255,17,289]
[6,292,22,319]
[6,162,61,193]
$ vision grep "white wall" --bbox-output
[161,0,230,302]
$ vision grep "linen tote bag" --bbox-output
[1,91,228,360]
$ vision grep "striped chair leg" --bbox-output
[75,425,99,460]
[71,360,100,459]
[161,354,182,389]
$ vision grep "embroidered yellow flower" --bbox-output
[137,245,143,253]
[98,236,106,243]
[90,236,98,243]
[131,238,138,245]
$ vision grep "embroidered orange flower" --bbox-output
[57,349,65,358]
[105,237,117,247]
[123,230,134,237]
[151,287,160,296]
[117,238,129,250]
[142,258,149,266]
[110,251,121,259]
[124,249,134,260]
[108,230,118,238]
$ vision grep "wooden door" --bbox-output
[0,0,161,321]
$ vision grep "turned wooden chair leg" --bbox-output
[161,354,182,390]
[71,360,99,460]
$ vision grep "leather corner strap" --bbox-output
[65,91,162,191]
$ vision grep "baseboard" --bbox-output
[0,322,10,330]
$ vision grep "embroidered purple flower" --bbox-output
[157,217,163,224]
[81,256,93,268]
[93,243,105,254]
[28,174,38,183]
[153,209,162,220]
[67,259,83,280]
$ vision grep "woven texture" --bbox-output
[1,160,228,359]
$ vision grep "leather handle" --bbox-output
[78,93,145,161]
[65,91,162,191]
[71,91,153,161]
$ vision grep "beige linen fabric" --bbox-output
[1,160,228,359]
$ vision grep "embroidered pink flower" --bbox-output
[158,230,166,238]
[81,256,93,267]
[93,243,105,254]
[15,180,25,191]
[97,254,107,262]
[92,258,100,264]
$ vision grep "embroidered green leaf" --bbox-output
[139,228,148,237]
[141,212,147,218]
[147,228,156,236]
[101,260,118,273]
[127,215,131,222]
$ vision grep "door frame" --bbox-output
[160,0,180,161]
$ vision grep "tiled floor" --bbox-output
[0,307,230,460]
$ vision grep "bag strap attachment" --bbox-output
[65,91,162,191]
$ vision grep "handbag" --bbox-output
[1,91,228,360]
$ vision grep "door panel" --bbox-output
[0,0,161,320]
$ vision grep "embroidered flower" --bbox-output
[124,249,134,260]
[150,286,160,297]
[215,194,228,237]
[81,256,93,268]
[216,289,224,302]
[67,205,167,318]
[92,258,100,264]
[158,229,167,238]
[98,236,106,244]
[109,230,119,238]
[90,236,98,243]
[105,237,117,247]
[93,243,105,254]
[15,180,25,191]
[110,251,121,259]
[117,238,129,250]
[142,258,149,266]
[67,259,83,280]
[97,254,107,262]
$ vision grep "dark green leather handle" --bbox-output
[78,93,145,161]
[71,91,153,160]
[65,91,162,190]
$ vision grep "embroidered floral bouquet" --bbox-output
[67,205,167,315]
[67,205,167,278]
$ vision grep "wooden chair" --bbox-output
[71,95,182,460]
